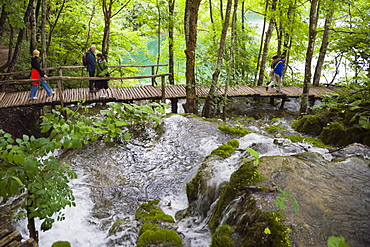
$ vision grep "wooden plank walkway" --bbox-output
[0,85,334,109]
[0,218,37,246]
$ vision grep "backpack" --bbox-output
[82,52,88,66]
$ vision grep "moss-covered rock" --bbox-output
[138,223,158,236]
[51,241,71,247]
[283,135,331,148]
[135,199,174,224]
[210,225,234,247]
[264,124,285,133]
[319,122,346,146]
[209,139,240,158]
[218,125,251,136]
[186,171,202,203]
[292,115,323,136]
[209,162,264,232]
[137,229,183,247]
[344,126,366,145]
[364,131,370,146]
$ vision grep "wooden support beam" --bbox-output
[0,231,22,246]
[161,76,166,103]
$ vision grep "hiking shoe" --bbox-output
[276,90,282,93]
[47,92,54,97]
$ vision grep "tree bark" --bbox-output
[47,0,66,53]
[312,7,334,86]
[102,0,112,60]
[5,0,34,76]
[41,0,47,67]
[254,0,269,84]
[203,0,233,117]
[155,0,161,75]
[0,7,8,39]
[27,213,38,243]
[257,0,277,86]
[168,0,175,85]
[223,0,238,117]
[183,0,202,114]
[300,0,320,114]
[30,2,38,54]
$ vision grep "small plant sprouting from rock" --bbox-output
[275,188,299,213]
[327,236,350,247]
[245,147,259,167]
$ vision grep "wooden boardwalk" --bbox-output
[0,218,37,246]
[0,85,334,109]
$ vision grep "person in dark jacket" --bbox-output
[266,55,286,93]
[85,44,97,93]
[29,49,54,99]
[95,53,109,98]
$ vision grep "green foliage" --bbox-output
[327,236,350,247]
[245,148,259,167]
[210,139,239,158]
[51,241,71,247]
[275,188,299,213]
[137,229,183,247]
[218,125,251,136]
[210,225,234,247]
[209,162,264,232]
[283,136,331,148]
[138,223,158,237]
[264,125,285,133]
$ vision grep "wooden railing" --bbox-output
[0,64,170,107]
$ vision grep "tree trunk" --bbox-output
[102,0,112,60]
[5,0,34,76]
[168,0,175,85]
[312,7,334,86]
[183,0,202,114]
[257,0,277,86]
[47,0,66,53]
[27,215,38,243]
[203,0,233,118]
[0,7,8,39]
[156,0,161,75]
[254,0,269,84]
[30,2,38,54]
[41,0,47,67]
[84,6,96,51]
[300,0,320,114]
[223,0,238,117]
[0,27,13,73]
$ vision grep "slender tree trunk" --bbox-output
[0,7,8,39]
[84,6,95,51]
[168,0,175,85]
[312,8,334,86]
[156,0,161,74]
[183,0,202,114]
[223,0,238,117]
[220,0,224,20]
[5,0,34,76]
[241,0,244,30]
[0,27,13,72]
[30,2,38,54]
[203,0,233,117]
[41,0,47,67]
[102,0,112,60]
[47,0,66,53]
[256,0,276,86]
[254,0,269,84]
[209,0,214,24]
[300,0,320,114]
[27,209,38,243]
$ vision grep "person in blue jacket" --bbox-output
[85,45,96,93]
[266,55,285,93]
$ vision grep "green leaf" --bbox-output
[264,227,271,234]
[327,236,350,247]
[359,116,370,129]
[115,120,129,127]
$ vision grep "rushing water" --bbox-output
[5,104,370,246]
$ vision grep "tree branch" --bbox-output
[111,0,131,18]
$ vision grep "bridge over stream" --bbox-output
[0,65,334,111]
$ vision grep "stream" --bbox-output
[3,99,370,247]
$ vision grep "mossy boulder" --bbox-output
[218,125,251,136]
[209,162,264,232]
[264,124,285,133]
[364,131,370,146]
[137,229,183,247]
[209,139,240,158]
[283,135,331,148]
[319,122,346,146]
[135,200,183,247]
[344,126,366,145]
[51,241,71,247]
[186,171,202,203]
[210,225,234,247]
[135,199,174,224]
[292,115,323,136]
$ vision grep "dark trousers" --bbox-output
[89,71,95,91]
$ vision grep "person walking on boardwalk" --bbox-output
[268,55,279,85]
[29,49,54,99]
[85,44,97,93]
[95,53,109,98]
[266,55,286,93]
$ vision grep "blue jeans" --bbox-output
[29,81,53,98]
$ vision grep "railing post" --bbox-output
[57,67,65,108]
[151,66,155,86]
[161,75,166,103]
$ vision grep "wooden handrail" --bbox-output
[0,64,168,76]
[0,73,171,85]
